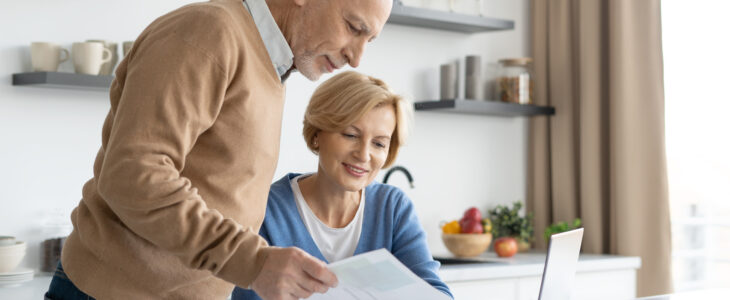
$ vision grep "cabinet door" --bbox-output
[447,278,517,300]
[572,269,637,300]
[517,276,542,300]
[445,268,637,300]
[518,269,637,300]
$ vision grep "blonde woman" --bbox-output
[233,71,452,299]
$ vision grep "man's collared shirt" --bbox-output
[242,0,294,82]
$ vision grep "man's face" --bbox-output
[291,0,392,81]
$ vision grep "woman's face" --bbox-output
[316,104,396,192]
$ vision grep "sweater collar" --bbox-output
[242,0,294,82]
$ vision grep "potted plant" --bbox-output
[487,202,534,252]
[543,218,582,242]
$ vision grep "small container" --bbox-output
[465,55,483,100]
[496,58,533,104]
[39,210,72,274]
[440,63,457,100]
[41,237,66,273]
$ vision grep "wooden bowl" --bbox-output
[442,233,492,257]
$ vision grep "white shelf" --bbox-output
[387,1,514,33]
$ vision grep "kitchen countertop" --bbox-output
[1,275,51,299]
[435,251,641,282]
[2,252,641,298]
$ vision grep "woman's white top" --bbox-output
[290,174,365,263]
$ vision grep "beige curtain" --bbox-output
[528,0,672,297]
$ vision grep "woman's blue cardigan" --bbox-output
[232,173,452,299]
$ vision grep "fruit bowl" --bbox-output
[441,233,492,258]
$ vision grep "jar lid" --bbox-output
[499,57,533,66]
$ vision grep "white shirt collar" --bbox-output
[242,0,294,81]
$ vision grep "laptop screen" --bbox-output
[538,228,584,300]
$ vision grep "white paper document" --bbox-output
[306,249,451,300]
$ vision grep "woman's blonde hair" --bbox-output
[303,71,412,168]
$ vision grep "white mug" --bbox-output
[30,42,69,72]
[72,42,112,75]
[86,39,118,75]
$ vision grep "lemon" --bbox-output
[442,220,461,234]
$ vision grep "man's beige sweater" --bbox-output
[61,1,285,298]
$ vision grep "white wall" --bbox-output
[0,0,531,272]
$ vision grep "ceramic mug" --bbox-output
[72,42,112,75]
[86,39,118,75]
[122,41,134,57]
[30,42,69,72]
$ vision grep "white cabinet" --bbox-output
[571,269,637,300]
[449,278,517,300]
[446,269,637,300]
[516,276,542,300]
[438,253,641,300]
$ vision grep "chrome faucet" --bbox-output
[382,165,414,189]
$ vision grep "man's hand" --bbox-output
[252,247,338,300]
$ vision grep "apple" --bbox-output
[462,207,482,221]
[493,237,518,257]
[460,218,484,234]
[459,207,482,229]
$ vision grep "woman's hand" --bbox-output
[252,247,338,300]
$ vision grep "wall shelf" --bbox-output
[387,1,514,33]
[415,99,555,117]
[12,72,112,91]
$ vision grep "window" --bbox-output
[662,0,730,291]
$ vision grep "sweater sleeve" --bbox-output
[391,191,454,298]
[230,224,272,300]
[96,15,269,288]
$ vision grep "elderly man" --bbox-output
[44,0,392,299]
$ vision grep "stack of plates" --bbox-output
[0,268,34,287]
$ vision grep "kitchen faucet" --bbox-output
[382,165,414,188]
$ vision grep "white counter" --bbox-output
[436,251,641,282]
[0,275,51,299]
[436,251,642,300]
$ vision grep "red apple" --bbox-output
[460,218,484,234]
[462,207,482,221]
[458,218,468,230]
[494,237,518,257]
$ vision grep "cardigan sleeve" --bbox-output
[391,191,454,298]
[96,12,269,288]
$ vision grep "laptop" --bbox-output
[538,228,584,300]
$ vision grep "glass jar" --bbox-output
[496,58,533,104]
[39,210,72,274]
